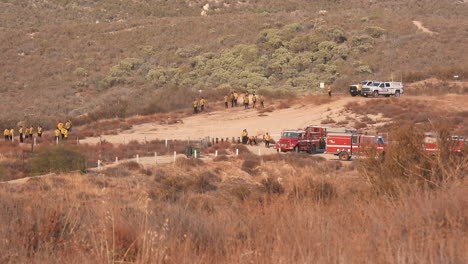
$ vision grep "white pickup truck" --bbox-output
[361,81,404,97]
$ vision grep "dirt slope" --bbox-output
[81,96,362,144]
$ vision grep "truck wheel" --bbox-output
[373,91,379,97]
[384,95,390,97]
[338,151,350,161]
[395,91,401,97]
[351,93,356,97]
[308,145,316,154]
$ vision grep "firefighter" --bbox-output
[357,83,363,95]
[243,93,249,109]
[4,128,9,141]
[230,92,235,107]
[57,121,64,130]
[200,97,206,112]
[62,128,69,140]
[54,128,61,142]
[193,99,199,114]
[248,136,257,146]
[60,128,68,139]
[263,132,271,148]
[29,126,34,139]
[9,128,14,141]
[65,120,72,132]
[327,85,332,97]
[242,129,248,144]
[233,92,238,107]
[260,95,265,108]
[252,93,257,109]
[19,126,24,143]
[37,125,43,138]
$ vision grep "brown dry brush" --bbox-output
[359,123,467,195]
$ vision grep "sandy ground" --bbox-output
[413,21,438,35]
[81,95,361,145]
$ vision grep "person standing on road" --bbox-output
[327,85,332,97]
[28,126,34,139]
[252,93,257,109]
[243,93,249,109]
[224,95,229,108]
[260,95,265,108]
[9,128,14,141]
[37,125,43,138]
[230,92,235,107]
[57,121,64,131]
[357,83,363,96]
[193,99,199,114]
[4,128,9,141]
[242,129,248,144]
[233,92,239,107]
[263,132,271,148]
[200,97,206,112]
[54,128,61,142]
[65,120,72,132]
[19,126,24,143]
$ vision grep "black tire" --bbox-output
[373,91,379,97]
[351,93,356,97]
[277,149,280,153]
[395,91,401,97]
[338,151,350,161]
[307,145,316,154]
[384,95,390,97]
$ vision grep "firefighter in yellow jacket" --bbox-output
[54,128,61,142]
[4,129,9,141]
[233,92,239,107]
[241,129,248,144]
[252,93,257,109]
[60,128,68,140]
[193,99,199,114]
[327,85,332,97]
[29,126,34,139]
[224,95,229,108]
[37,125,43,138]
[243,94,249,109]
[260,95,265,108]
[200,97,206,112]
[19,126,24,142]
[57,121,64,130]
[263,132,271,148]
[9,128,14,141]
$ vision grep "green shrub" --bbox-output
[30,145,86,174]
[356,65,373,74]
[365,26,386,38]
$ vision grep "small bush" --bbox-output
[321,117,336,124]
[241,157,261,175]
[30,145,86,174]
[121,161,141,171]
[261,177,284,194]
[102,167,131,177]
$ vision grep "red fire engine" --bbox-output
[274,126,327,153]
[325,133,386,160]
[423,132,465,155]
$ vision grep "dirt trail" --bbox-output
[81,95,361,145]
[413,21,438,35]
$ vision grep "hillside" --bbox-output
[0,0,467,127]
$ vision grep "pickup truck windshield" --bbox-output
[282,132,301,138]
[371,82,381,87]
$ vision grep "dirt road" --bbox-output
[81,95,361,145]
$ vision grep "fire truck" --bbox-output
[325,133,386,160]
[423,132,465,155]
[274,126,327,153]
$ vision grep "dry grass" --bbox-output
[1,146,467,263]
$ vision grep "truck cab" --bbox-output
[274,130,306,152]
[349,80,374,97]
[362,82,404,97]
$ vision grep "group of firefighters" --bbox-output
[241,129,271,148]
[3,125,43,142]
[193,92,266,114]
[2,120,73,143]
[224,92,265,109]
